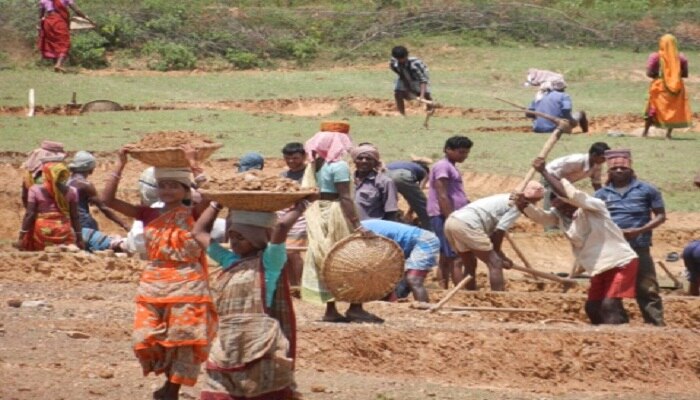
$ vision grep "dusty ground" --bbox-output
[1,153,699,399]
[3,96,699,136]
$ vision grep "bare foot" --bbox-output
[54,66,66,73]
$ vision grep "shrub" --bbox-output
[143,41,196,71]
[98,13,140,49]
[145,14,182,34]
[269,37,320,65]
[225,49,263,69]
[70,31,108,69]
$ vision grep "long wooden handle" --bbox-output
[504,233,538,280]
[510,264,577,285]
[657,261,683,288]
[514,126,565,193]
[429,275,474,313]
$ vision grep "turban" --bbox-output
[304,131,353,162]
[237,152,265,172]
[154,167,193,187]
[68,151,96,172]
[350,144,381,163]
[522,181,545,201]
[605,149,632,169]
[23,140,67,173]
[226,210,277,250]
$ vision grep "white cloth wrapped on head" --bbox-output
[69,151,96,172]
[154,167,193,187]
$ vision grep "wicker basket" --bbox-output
[128,143,223,168]
[199,189,316,212]
[322,234,404,303]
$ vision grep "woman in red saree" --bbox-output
[38,0,94,72]
[19,162,84,250]
[102,146,217,400]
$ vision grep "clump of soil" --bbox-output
[129,131,216,149]
[203,170,303,192]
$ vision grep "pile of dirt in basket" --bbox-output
[129,131,216,149]
[203,170,303,192]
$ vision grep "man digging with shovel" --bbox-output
[521,157,639,325]
[390,46,434,116]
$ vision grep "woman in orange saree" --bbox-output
[102,146,217,400]
[643,34,692,139]
[19,162,83,251]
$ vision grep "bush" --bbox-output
[225,49,263,69]
[145,14,182,34]
[70,31,108,69]
[143,41,196,71]
[269,37,320,65]
[98,13,140,49]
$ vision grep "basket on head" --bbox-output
[128,143,223,168]
[322,234,404,303]
[199,189,316,212]
[320,120,350,134]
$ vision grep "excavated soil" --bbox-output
[127,131,218,150]
[2,152,699,399]
[203,170,303,192]
[4,97,698,135]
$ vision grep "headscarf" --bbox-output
[604,149,632,169]
[226,210,277,250]
[23,140,66,174]
[43,162,71,216]
[237,152,265,172]
[304,131,353,163]
[154,167,193,188]
[658,34,683,94]
[68,151,96,172]
[139,167,159,206]
[522,181,545,201]
[350,144,382,169]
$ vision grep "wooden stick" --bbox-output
[494,97,562,124]
[657,261,683,289]
[504,233,539,280]
[441,306,538,313]
[423,107,435,129]
[429,275,474,313]
[513,124,567,194]
[510,264,577,285]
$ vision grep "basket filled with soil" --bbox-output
[127,131,223,167]
[199,170,317,212]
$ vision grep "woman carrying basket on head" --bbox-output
[101,145,217,400]
[193,193,316,399]
[300,121,384,323]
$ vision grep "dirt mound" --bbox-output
[0,247,144,283]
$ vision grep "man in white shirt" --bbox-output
[522,157,639,325]
[444,181,545,291]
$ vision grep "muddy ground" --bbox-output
[1,153,699,399]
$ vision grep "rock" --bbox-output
[66,331,90,339]
[115,252,128,258]
[98,370,114,379]
[35,263,52,273]
[21,300,49,308]
[44,246,61,253]
[82,294,105,301]
[310,385,327,393]
[7,299,22,307]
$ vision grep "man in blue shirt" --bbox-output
[594,149,667,326]
[528,79,588,133]
[386,157,431,230]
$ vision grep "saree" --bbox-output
[133,206,217,387]
[38,0,71,59]
[23,163,75,251]
[201,256,296,400]
[646,34,692,129]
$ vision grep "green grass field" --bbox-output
[1,45,698,210]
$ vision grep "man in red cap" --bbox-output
[594,149,667,326]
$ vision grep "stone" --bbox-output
[310,385,327,393]
[7,299,22,308]
[98,370,114,379]
[21,300,49,308]
[66,331,90,339]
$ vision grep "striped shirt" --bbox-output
[390,57,430,87]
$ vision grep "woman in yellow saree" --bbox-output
[643,34,692,139]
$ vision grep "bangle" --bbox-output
[194,173,207,183]
[210,202,222,211]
